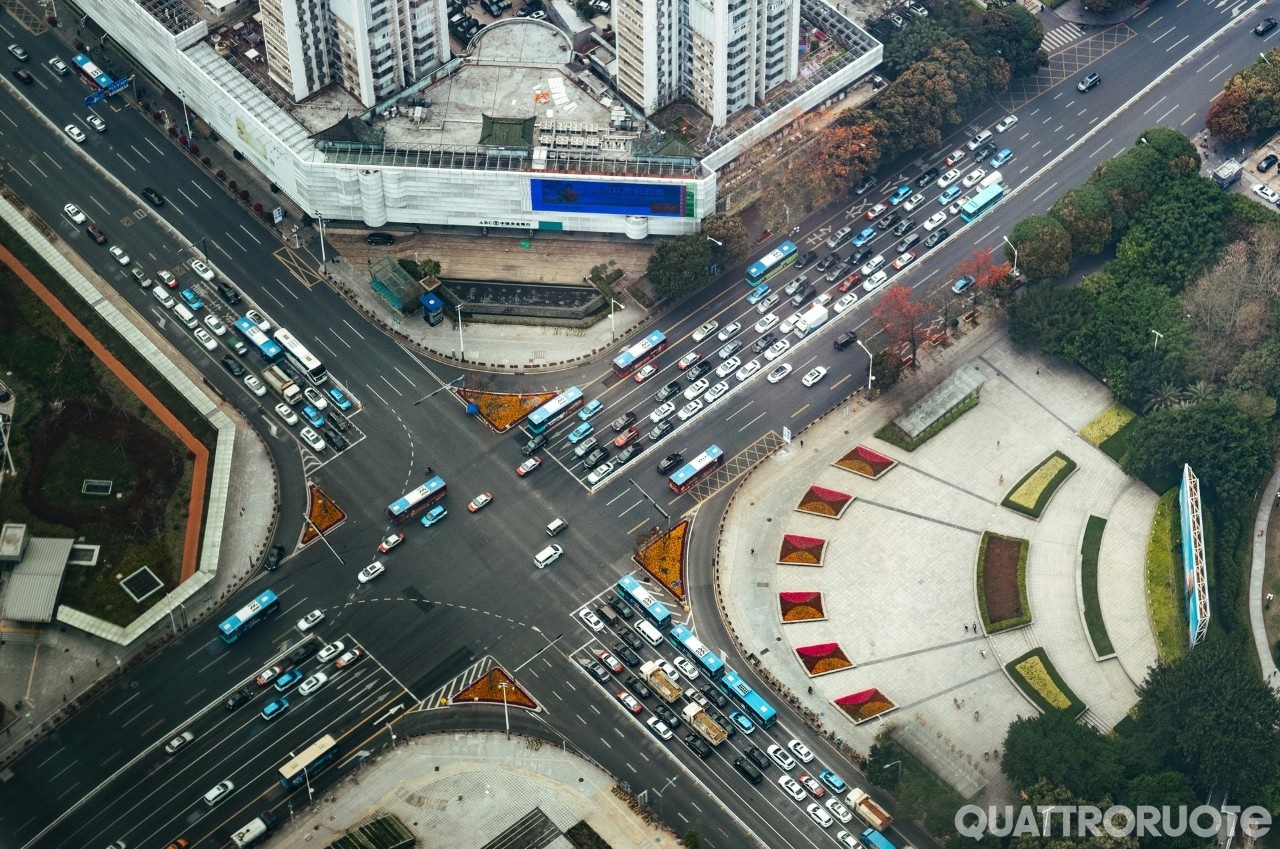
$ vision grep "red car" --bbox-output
[85,223,107,244]
[614,427,639,448]
[677,351,702,370]
[517,456,541,476]
[838,272,863,293]
[377,532,405,553]
[255,665,283,687]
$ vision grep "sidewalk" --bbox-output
[1250,464,1280,694]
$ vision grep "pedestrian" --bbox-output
[426,466,433,475]
[750,548,755,555]
[980,649,987,658]
[973,622,979,632]
[974,710,980,720]
[800,440,803,447]
[997,439,1000,448]
[998,474,1004,485]
[964,623,969,633]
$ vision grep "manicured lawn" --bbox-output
[1005,647,1085,716]
[1146,489,1187,662]
[1081,515,1115,657]
[1002,451,1077,519]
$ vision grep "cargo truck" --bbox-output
[848,787,893,831]
[640,660,682,703]
[857,827,896,849]
[794,304,830,338]
[681,703,727,746]
[262,364,302,405]
[230,812,279,848]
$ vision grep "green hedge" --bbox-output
[874,395,979,452]
[1146,489,1186,662]
[1080,515,1115,657]
[976,531,1033,633]
[1098,416,1138,464]
[1001,450,1078,519]
[1005,647,1085,716]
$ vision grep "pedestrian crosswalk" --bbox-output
[1041,22,1085,53]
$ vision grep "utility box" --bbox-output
[1212,159,1242,189]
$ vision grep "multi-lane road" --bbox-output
[0,0,1270,844]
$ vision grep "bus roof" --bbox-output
[388,476,446,515]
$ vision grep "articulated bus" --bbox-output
[669,445,724,494]
[526,386,584,434]
[745,241,799,287]
[669,623,725,678]
[387,476,447,524]
[960,183,1005,223]
[616,574,672,628]
[721,668,779,727]
[218,589,280,643]
[278,734,340,789]
[234,318,283,362]
[273,328,328,385]
[71,53,113,89]
[612,330,668,378]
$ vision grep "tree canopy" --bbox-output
[646,235,713,300]
[1007,214,1072,280]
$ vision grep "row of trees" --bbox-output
[644,213,750,300]
[1205,47,1280,143]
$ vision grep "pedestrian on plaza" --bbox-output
[980,649,987,658]
[964,623,969,633]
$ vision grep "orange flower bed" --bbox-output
[796,642,854,677]
[797,485,854,518]
[452,667,538,709]
[460,389,557,433]
[301,484,346,544]
[835,688,897,723]
[834,445,897,479]
[780,591,826,622]
[635,519,688,600]
[779,534,826,566]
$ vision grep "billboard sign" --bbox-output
[1179,464,1209,647]
[531,179,692,218]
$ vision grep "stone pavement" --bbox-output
[716,322,1159,804]
[277,731,668,849]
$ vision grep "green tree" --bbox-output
[1009,781,1139,849]
[1090,144,1183,237]
[1007,214,1072,279]
[881,20,952,77]
[700,212,749,263]
[1109,177,1229,294]
[1051,183,1114,256]
[973,5,1045,79]
[1138,127,1201,176]
[682,830,701,848]
[1001,711,1125,802]
[646,235,713,300]
[1141,382,1186,414]
[1083,0,1132,13]
[1007,283,1095,357]
[874,41,1006,155]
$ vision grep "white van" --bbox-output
[546,518,568,536]
[534,544,563,569]
[172,303,198,328]
[152,286,176,309]
[634,620,664,646]
[966,129,993,151]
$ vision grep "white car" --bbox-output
[692,320,718,342]
[778,775,807,801]
[108,246,130,266]
[813,293,832,309]
[902,192,926,211]
[684,378,710,400]
[318,641,346,662]
[834,293,858,314]
[836,832,859,848]
[298,672,329,696]
[755,313,780,333]
[755,293,780,314]
[658,659,680,681]
[948,194,971,216]
[787,739,815,763]
[245,309,270,331]
[299,426,327,452]
[735,359,762,381]
[703,381,729,404]
[646,716,673,740]
[650,402,676,422]
[63,203,86,224]
[579,607,604,631]
[191,259,215,281]
[275,402,299,426]
[995,114,1019,133]
[767,743,797,770]
[64,124,86,143]
[716,357,741,378]
[678,400,703,421]
[826,797,854,823]
[1256,184,1280,205]
[244,374,267,396]
[203,780,234,807]
[193,327,218,351]
[163,730,196,754]
[672,657,700,679]
[962,167,987,188]
[936,168,961,189]
[923,211,948,231]
[86,113,107,133]
[586,461,614,485]
[157,269,177,289]
[779,314,802,335]
[808,803,834,828]
[801,366,828,387]
[859,254,885,276]
[297,609,325,631]
[204,314,227,335]
[717,321,741,341]
[764,339,791,361]
[303,386,329,410]
[767,363,793,383]
[358,561,385,583]
[862,270,889,292]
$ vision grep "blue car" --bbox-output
[421,504,447,527]
[888,185,911,205]
[567,421,593,443]
[990,148,1013,167]
[301,404,326,428]
[819,769,848,794]
[938,186,962,205]
[852,227,877,248]
[327,386,353,411]
[951,275,975,294]
[274,668,305,691]
[578,399,603,421]
[729,709,755,734]
[261,697,289,721]
[746,283,771,304]
[180,288,203,310]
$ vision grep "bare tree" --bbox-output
[1182,239,1276,382]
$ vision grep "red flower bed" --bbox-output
[797,485,854,518]
[835,688,897,723]
[779,534,827,565]
[835,445,897,479]
[779,591,826,622]
[459,389,556,433]
[452,667,538,709]
[982,534,1026,622]
[796,642,854,676]
[635,519,689,600]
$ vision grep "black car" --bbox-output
[686,361,713,381]
[263,544,284,571]
[587,661,610,683]
[701,685,729,709]
[876,210,902,231]
[1260,154,1279,173]
[649,419,674,441]
[582,447,610,470]
[896,233,921,254]
[618,629,644,651]
[734,757,764,783]
[892,217,917,238]
[834,330,859,351]
[142,187,165,207]
[658,452,683,474]
[221,355,246,377]
[752,332,776,354]
[815,254,838,273]
[287,641,319,665]
[794,250,818,269]
[854,175,877,195]
[1077,72,1101,92]
[609,596,635,619]
[655,381,682,402]
[610,411,637,432]
[616,443,642,465]
[521,433,547,455]
[974,142,998,162]
[916,167,939,187]
[686,734,713,759]
[715,712,736,737]
[625,675,652,699]
[745,745,772,771]
[217,281,241,304]
[224,686,253,711]
[366,231,395,245]
[613,644,641,666]
[1255,15,1277,34]
[326,428,349,451]
[12,67,32,84]
[924,228,949,248]
[656,704,681,727]
[791,288,816,308]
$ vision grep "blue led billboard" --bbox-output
[531,179,689,217]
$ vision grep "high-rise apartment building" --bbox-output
[260,0,448,106]
[614,0,799,126]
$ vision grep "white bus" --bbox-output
[273,327,328,384]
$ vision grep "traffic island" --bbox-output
[452,667,538,710]
[301,484,346,545]
[459,388,556,433]
[634,519,689,600]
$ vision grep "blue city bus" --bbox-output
[612,330,668,378]
[858,828,897,849]
[278,734,340,789]
[218,589,281,643]
[745,241,798,286]
[669,623,725,678]
[668,445,724,494]
[616,574,672,628]
[527,386,584,434]
[234,318,283,362]
[71,53,113,89]
[959,183,1005,222]
[721,668,778,727]
[387,476,447,524]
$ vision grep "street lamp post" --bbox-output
[388,724,397,749]
[498,681,511,739]
[1151,329,1164,351]
[609,298,623,342]
[177,90,192,140]
[855,339,875,401]
[302,505,345,565]
[1001,235,1019,277]
[456,304,465,361]
[314,212,327,269]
